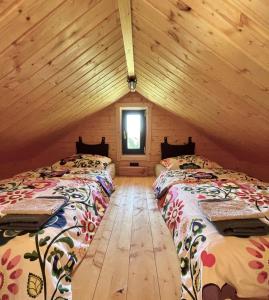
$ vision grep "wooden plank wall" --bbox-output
[1,92,268,181]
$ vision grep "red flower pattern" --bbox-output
[246,237,269,285]
[236,188,269,207]
[197,181,269,207]
[0,190,34,206]
[80,211,101,242]
[197,194,206,200]
[166,199,184,230]
[0,249,23,299]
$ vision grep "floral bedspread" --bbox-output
[0,167,113,300]
[153,168,265,199]
[153,169,269,300]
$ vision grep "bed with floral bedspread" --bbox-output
[0,158,114,300]
[153,168,269,300]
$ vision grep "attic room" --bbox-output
[0,0,268,299]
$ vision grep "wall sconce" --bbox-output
[127,76,137,92]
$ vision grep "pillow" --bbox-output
[52,154,112,170]
[160,155,222,170]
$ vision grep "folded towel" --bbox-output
[212,219,269,237]
[0,214,57,231]
[198,198,269,221]
[2,197,67,215]
[0,197,67,231]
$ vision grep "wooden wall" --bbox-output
[1,92,268,181]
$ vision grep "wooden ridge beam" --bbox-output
[118,0,135,77]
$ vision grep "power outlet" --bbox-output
[130,162,139,167]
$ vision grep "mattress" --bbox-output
[155,163,167,177]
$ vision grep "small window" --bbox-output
[122,109,146,155]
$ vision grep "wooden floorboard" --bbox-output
[73,177,180,300]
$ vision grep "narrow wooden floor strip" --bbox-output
[73,177,180,300]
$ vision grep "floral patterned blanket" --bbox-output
[153,169,269,300]
[153,168,265,199]
[0,166,114,300]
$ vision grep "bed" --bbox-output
[75,136,115,179]
[153,137,269,300]
[0,137,114,300]
[155,137,195,177]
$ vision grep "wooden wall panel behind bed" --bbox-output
[2,93,268,181]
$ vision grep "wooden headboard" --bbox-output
[76,136,109,157]
[161,137,195,159]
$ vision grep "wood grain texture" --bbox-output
[118,0,135,76]
[133,0,269,162]
[6,92,267,182]
[0,0,269,183]
[72,176,180,300]
[118,166,148,176]
[0,0,127,153]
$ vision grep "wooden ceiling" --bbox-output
[133,0,269,161]
[0,0,128,155]
[0,0,268,162]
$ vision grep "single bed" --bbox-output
[155,137,195,177]
[76,136,115,178]
[75,136,115,178]
[153,138,269,300]
[0,137,114,300]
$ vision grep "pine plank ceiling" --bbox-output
[0,0,268,162]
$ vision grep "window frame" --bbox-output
[116,103,152,161]
[121,109,146,155]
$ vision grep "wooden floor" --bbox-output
[73,176,180,300]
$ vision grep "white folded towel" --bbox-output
[198,198,269,221]
[2,198,66,215]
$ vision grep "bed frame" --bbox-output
[76,136,109,157]
[161,136,195,159]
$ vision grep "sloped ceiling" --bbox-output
[0,0,128,156]
[133,0,269,161]
[0,0,268,162]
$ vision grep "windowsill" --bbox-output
[119,154,149,161]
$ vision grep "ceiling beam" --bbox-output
[118,0,135,77]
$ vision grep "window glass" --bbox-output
[122,109,146,155]
[126,114,141,149]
